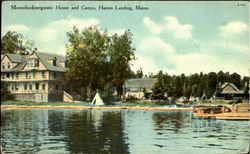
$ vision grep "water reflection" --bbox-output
[62,110,129,154]
[152,112,186,133]
[1,109,129,154]
[1,109,249,154]
[1,109,48,153]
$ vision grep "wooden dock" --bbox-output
[193,103,249,120]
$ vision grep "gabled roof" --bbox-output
[220,82,239,91]
[1,52,68,72]
[11,55,29,71]
[220,82,244,94]
[35,52,67,72]
[221,90,244,94]
[4,53,23,63]
[125,78,157,89]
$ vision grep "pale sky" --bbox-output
[2,1,249,76]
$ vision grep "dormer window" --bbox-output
[26,72,29,79]
[48,57,57,66]
[35,59,39,67]
[27,59,34,68]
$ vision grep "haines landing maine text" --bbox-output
[10,5,149,11]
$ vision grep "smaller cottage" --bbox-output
[124,78,157,99]
[214,82,244,100]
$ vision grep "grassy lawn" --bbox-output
[115,101,170,107]
[1,100,248,107]
[1,100,170,107]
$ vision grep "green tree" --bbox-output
[229,72,241,89]
[241,76,249,99]
[66,27,135,101]
[151,81,165,100]
[135,68,143,78]
[109,31,135,98]
[151,71,165,100]
[1,82,15,101]
[172,76,183,97]
[1,31,34,55]
[206,72,217,97]
[217,71,229,85]
[66,26,110,101]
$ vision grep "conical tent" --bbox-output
[91,92,105,106]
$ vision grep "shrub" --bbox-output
[1,82,15,101]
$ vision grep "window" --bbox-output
[11,73,14,79]
[2,63,5,69]
[27,59,35,68]
[35,59,39,67]
[7,62,11,69]
[55,84,59,90]
[6,73,10,78]
[42,84,46,90]
[26,72,28,79]
[2,74,5,79]
[12,85,14,91]
[24,83,27,90]
[15,84,19,90]
[29,84,32,90]
[53,72,57,79]
[42,71,46,78]
[33,72,36,79]
[16,73,19,79]
[35,83,39,90]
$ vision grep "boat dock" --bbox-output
[193,103,249,120]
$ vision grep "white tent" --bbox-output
[91,92,105,106]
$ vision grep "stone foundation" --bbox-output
[14,92,63,102]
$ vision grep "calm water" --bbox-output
[1,109,249,154]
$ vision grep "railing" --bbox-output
[2,77,49,82]
[11,89,48,94]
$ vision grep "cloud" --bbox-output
[132,35,248,76]
[3,24,29,34]
[164,16,193,40]
[131,56,159,74]
[131,37,175,74]
[138,37,175,55]
[167,52,248,76]
[142,16,193,40]
[210,41,249,53]
[219,21,248,38]
[54,17,100,29]
[143,17,163,35]
[36,17,100,41]
[36,27,58,41]
[109,29,126,35]
[168,53,216,75]
[34,17,100,55]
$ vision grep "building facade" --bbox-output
[214,82,244,100]
[1,51,68,102]
[124,78,157,99]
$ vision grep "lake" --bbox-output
[1,109,249,154]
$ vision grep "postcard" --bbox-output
[1,1,249,154]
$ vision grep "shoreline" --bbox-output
[1,105,192,111]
